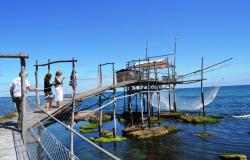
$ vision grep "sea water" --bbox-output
[1,85,250,160]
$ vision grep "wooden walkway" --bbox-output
[29,80,138,127]
[0,121,28,160]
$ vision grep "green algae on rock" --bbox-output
[149,117,163,123]
[123,126,179,140]
[90,131,127,143]
[179,115,219,123]
[80,123,98,134]
[219,154,247,160]
[160,112,220,123]
[194,132,211,138]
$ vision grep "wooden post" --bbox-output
[20,57,27,143]
[168,91,171,113]
[123,87,126,113]
[138,59,141,81]
[112,89,117,138]
[128,92,133,127]
[99,64,102,87]
[135,87,138,113]
[48,59,51,73]
[157,87,161,120]
[201,57,205,116]
[70,58,76,160]
[35,60,40,106]
[99,94,103,136]
[140,93,144,125]
[112,63,115,85]
[150,92,153,116]
[167,58,171,113]
[147,58,151,127]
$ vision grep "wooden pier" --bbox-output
[0,122,28,160]
[0,50,232,160]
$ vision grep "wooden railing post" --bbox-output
[201,57,205,116]
[20,57,27,143]
[48,59,51,73]
[112,63,115,85]
[112,89,117,138]
[35,60,40,106]
[70,57,76,160]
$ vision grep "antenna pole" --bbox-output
[146,41,149,59]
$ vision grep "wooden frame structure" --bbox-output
[34,58,77,160]
[0,53,29,143]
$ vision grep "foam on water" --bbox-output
[232,114,250,118]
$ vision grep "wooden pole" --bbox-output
[48,59,51,73]
[135,87,138,113]
[123,87,126,113]
[140,92,144,125]
[20,58,27,143]
[70,58,76,160]
[35,60,43,160]
[112,63,115,85]
[128,90,133,127]
[168,59,171,113]
[201,57,205,116]
[99,94,103,136]
[157,87,161,120]
[99,64,103,87]
[147,58,151,128]
[112,89,117,138]
[35,60,40,106]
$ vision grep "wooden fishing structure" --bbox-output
[0,47,232,160]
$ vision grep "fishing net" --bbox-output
[150,62,228,111]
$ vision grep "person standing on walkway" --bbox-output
[55,70,65,108]
[44,73,54,112]
[69,70,77,97]
[10,73,39,129]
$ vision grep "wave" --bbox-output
[232,114,250,118]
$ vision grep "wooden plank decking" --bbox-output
[29,80,138,127]
[0,121,28,160]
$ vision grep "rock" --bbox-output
[123,126,179,140]
[219,154,247,160]
[160,112,183,119]
[179,115,219,123]
[74,110,96,121]
[89,113,112,123]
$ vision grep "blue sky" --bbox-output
[0,0,250,96]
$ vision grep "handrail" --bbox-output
[0,53,29,58]
[34,59,78,67]
[26,95,120,160]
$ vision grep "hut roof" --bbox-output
[134,59,172,69]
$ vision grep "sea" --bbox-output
[1,85,250,160]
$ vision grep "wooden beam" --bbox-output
[34,59,77,67]
[0,53,28,58]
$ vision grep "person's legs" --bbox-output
[48,98,52,111]
[56,101,60,108]
[14,97,22,130]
